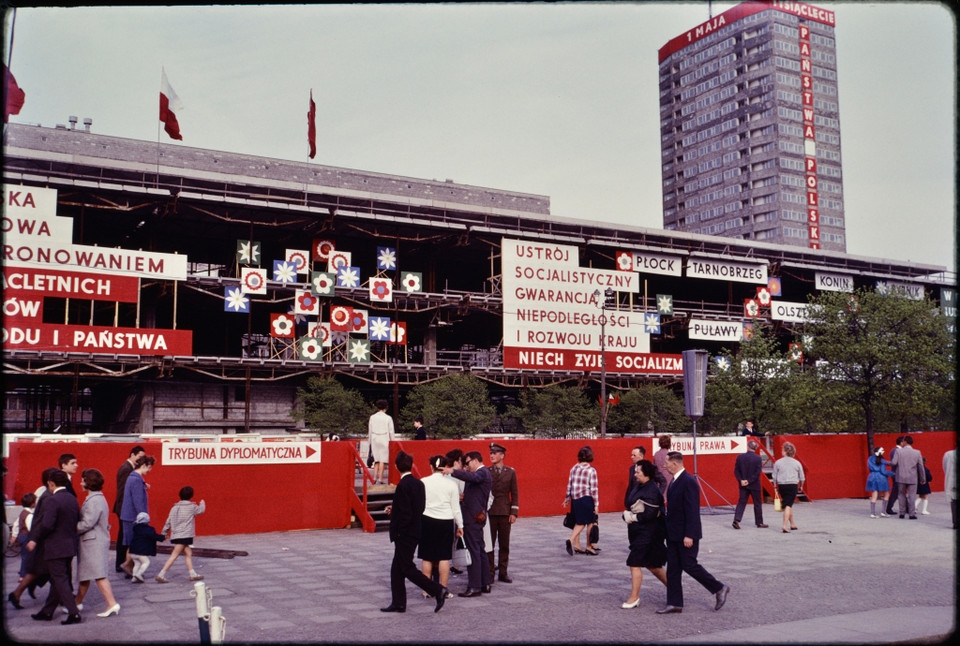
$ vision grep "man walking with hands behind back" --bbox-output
[380,451,448,613]
[732,441,768,529]
[657,451,730,615]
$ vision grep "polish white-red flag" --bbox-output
[307,89,317,159]
[3,64,26,123]
[159,68,183,140]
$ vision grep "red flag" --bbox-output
[159,68,183,140]
[307,89,317,159]
[3,64,26,123]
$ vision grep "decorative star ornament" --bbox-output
[656,294,673,315]
[376,247,397,271]
[644,313,661,334]
[236,240,261,266]
[348,339,371,362]
[368,316,392,341]
[224,287,249,313]
[337,266,361,289]
[273,260,298,284]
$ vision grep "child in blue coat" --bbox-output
[129,512,165,583]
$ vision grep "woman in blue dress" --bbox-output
[866,447,894,518]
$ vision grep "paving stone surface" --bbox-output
[3,494,955,643]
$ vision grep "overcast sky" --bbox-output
[3,2,956,273]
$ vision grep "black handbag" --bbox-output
[589,517,599,544]
[562,512,576,529]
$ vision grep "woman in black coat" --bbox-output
[621,460,668,609]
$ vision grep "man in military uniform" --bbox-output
[487,443,519,583]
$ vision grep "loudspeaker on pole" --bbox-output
[682,349,709,420]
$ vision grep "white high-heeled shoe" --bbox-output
[97,604,120,618]
[621,598,641,609]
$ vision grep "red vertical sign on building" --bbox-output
[799,23,820,249]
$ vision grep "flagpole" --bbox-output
[3,8,16,136]
[156,68,163,187]
[5,8,15,69]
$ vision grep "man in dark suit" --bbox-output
[624,445,666,507]
[732,441,768,529]
[624,446,645,508]
[380,451,447,613]
[657,451,730,615]
[27,469,82,624]
[452,450,492,597]
[57,453,79,497]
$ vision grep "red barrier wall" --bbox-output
[4,432,954,536]
[4,441,359,539]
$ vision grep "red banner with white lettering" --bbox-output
[3,322,192,356]
[3,266,141,302]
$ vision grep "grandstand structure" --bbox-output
[2,123,951,434]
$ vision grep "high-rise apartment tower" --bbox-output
[659,1,845,251]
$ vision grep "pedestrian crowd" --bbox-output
[6,424,955,626]
[6,447,207,625]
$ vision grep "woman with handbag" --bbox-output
[562,445,599,556]
[772,442,805,533]
[620,460,668,609]
[419,455,462,598]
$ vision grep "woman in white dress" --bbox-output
[367,399,395,485]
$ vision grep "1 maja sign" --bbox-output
[163,442,322,466]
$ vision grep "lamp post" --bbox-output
[597,287,614,439]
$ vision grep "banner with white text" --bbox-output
[501,238,682,374]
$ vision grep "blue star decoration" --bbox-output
[273,260,298,284]
[368,316,392,341]
[376,247,397,271]
[224,286,249,313]
[644,313,661,334]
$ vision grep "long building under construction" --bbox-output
[2,122,952,435]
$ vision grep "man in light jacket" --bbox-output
[891,435,926,519]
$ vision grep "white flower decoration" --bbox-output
[377,247,397,271]
[224,287,249,312]
[337,266,360,289]
[273,260,297,283]
[348,339,370,362]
